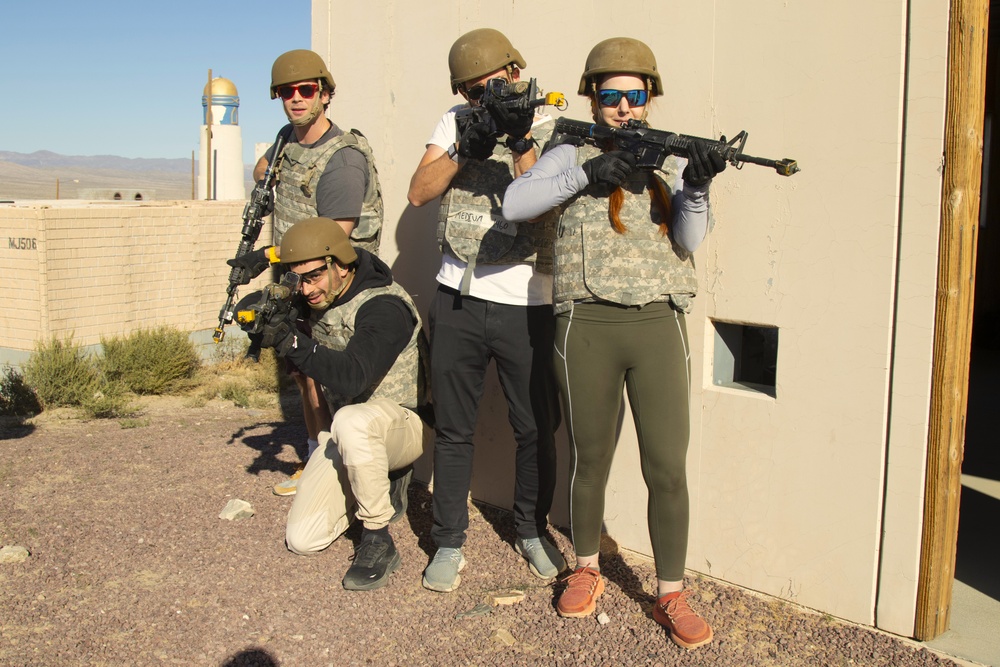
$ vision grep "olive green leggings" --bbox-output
[554,301,691,581]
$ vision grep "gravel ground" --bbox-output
[0,397,965,667]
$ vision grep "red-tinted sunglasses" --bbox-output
[276,83,319,101]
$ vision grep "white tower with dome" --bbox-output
[198,77,244,201]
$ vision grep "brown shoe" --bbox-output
[273,463,305,496]
[556,566,605,618]
[653,589,714,649]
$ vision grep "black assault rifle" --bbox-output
[552,118,800,177]
[455,78,567,138]
[235,272,301,336]
[233,271,302,362]
[213,125,293,344]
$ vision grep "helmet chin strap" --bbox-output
[308,257,352,311]
[287,90,325,127]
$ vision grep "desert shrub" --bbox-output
[101,326,200,395]
[80,379,137,419]
[248,347,281,392]
[219,380,251,408]
[22,335,102,408]
[195,336,282,407]
[0,365,42,417]
[209,335,249,364]
[22,330,281,417]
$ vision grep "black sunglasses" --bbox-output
[465,78,508,102]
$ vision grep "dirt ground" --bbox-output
[0,396,965,666]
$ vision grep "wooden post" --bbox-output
[206,69,213,200]
[915,0,989,641]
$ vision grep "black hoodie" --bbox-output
[283,249,416,403]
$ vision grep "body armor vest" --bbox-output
[273,128,383,255]
[552,143,698,313]
[310,280,427,415]
[437,117,558,294]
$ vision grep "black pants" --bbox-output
[428,285,559,548]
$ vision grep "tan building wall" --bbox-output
[0,201,272,364]
[312,0,949,636]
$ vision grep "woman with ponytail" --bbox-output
[502,37,725,650]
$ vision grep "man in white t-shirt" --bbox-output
[406,28,565,593]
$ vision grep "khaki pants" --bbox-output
[285,398,424,555]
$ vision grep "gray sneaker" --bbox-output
[422,547,466,592]
[515,536,567,579]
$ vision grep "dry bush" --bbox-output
[101,326,200,395]
[22,335,137,418]
[22,331,284,419]
[22,335,103,409]
[80,380,139,419]
[195,336,282,408]
[0,365,42,417]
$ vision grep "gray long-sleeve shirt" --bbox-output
[501,143,712,252]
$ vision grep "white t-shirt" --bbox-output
[426,105,553,306]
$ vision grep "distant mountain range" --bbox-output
[0,150,252,201]
[0,150,192,173]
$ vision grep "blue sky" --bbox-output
[0,0,310,163]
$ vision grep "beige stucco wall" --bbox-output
[0,201,272,364]
[313,0,949,635]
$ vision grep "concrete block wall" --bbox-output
[0,201,273,365]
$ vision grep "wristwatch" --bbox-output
[505,135,535,154]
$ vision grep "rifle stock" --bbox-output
[552,118,799,177]
[213,126,292,344]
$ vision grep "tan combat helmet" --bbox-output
[578,37,663,97]
[448,28,526,93]
[280,217,358,266]
[270,50,336,99]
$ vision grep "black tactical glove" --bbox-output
[259,282,299,357]
[234,283,298,357]
[581,150,638,187]
[682,140,727,187]
[258,316,296,357]
[226,246,273,285]
[484,98,534,140]
[458,121,498,160]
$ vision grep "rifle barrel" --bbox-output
[733,153,800,176]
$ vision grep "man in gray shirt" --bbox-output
[253,49,384,497]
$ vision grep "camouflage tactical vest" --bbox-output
[437,117,558,294]
[310,280,428,415]
[273,129,383,255]
[552,143,698,313]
